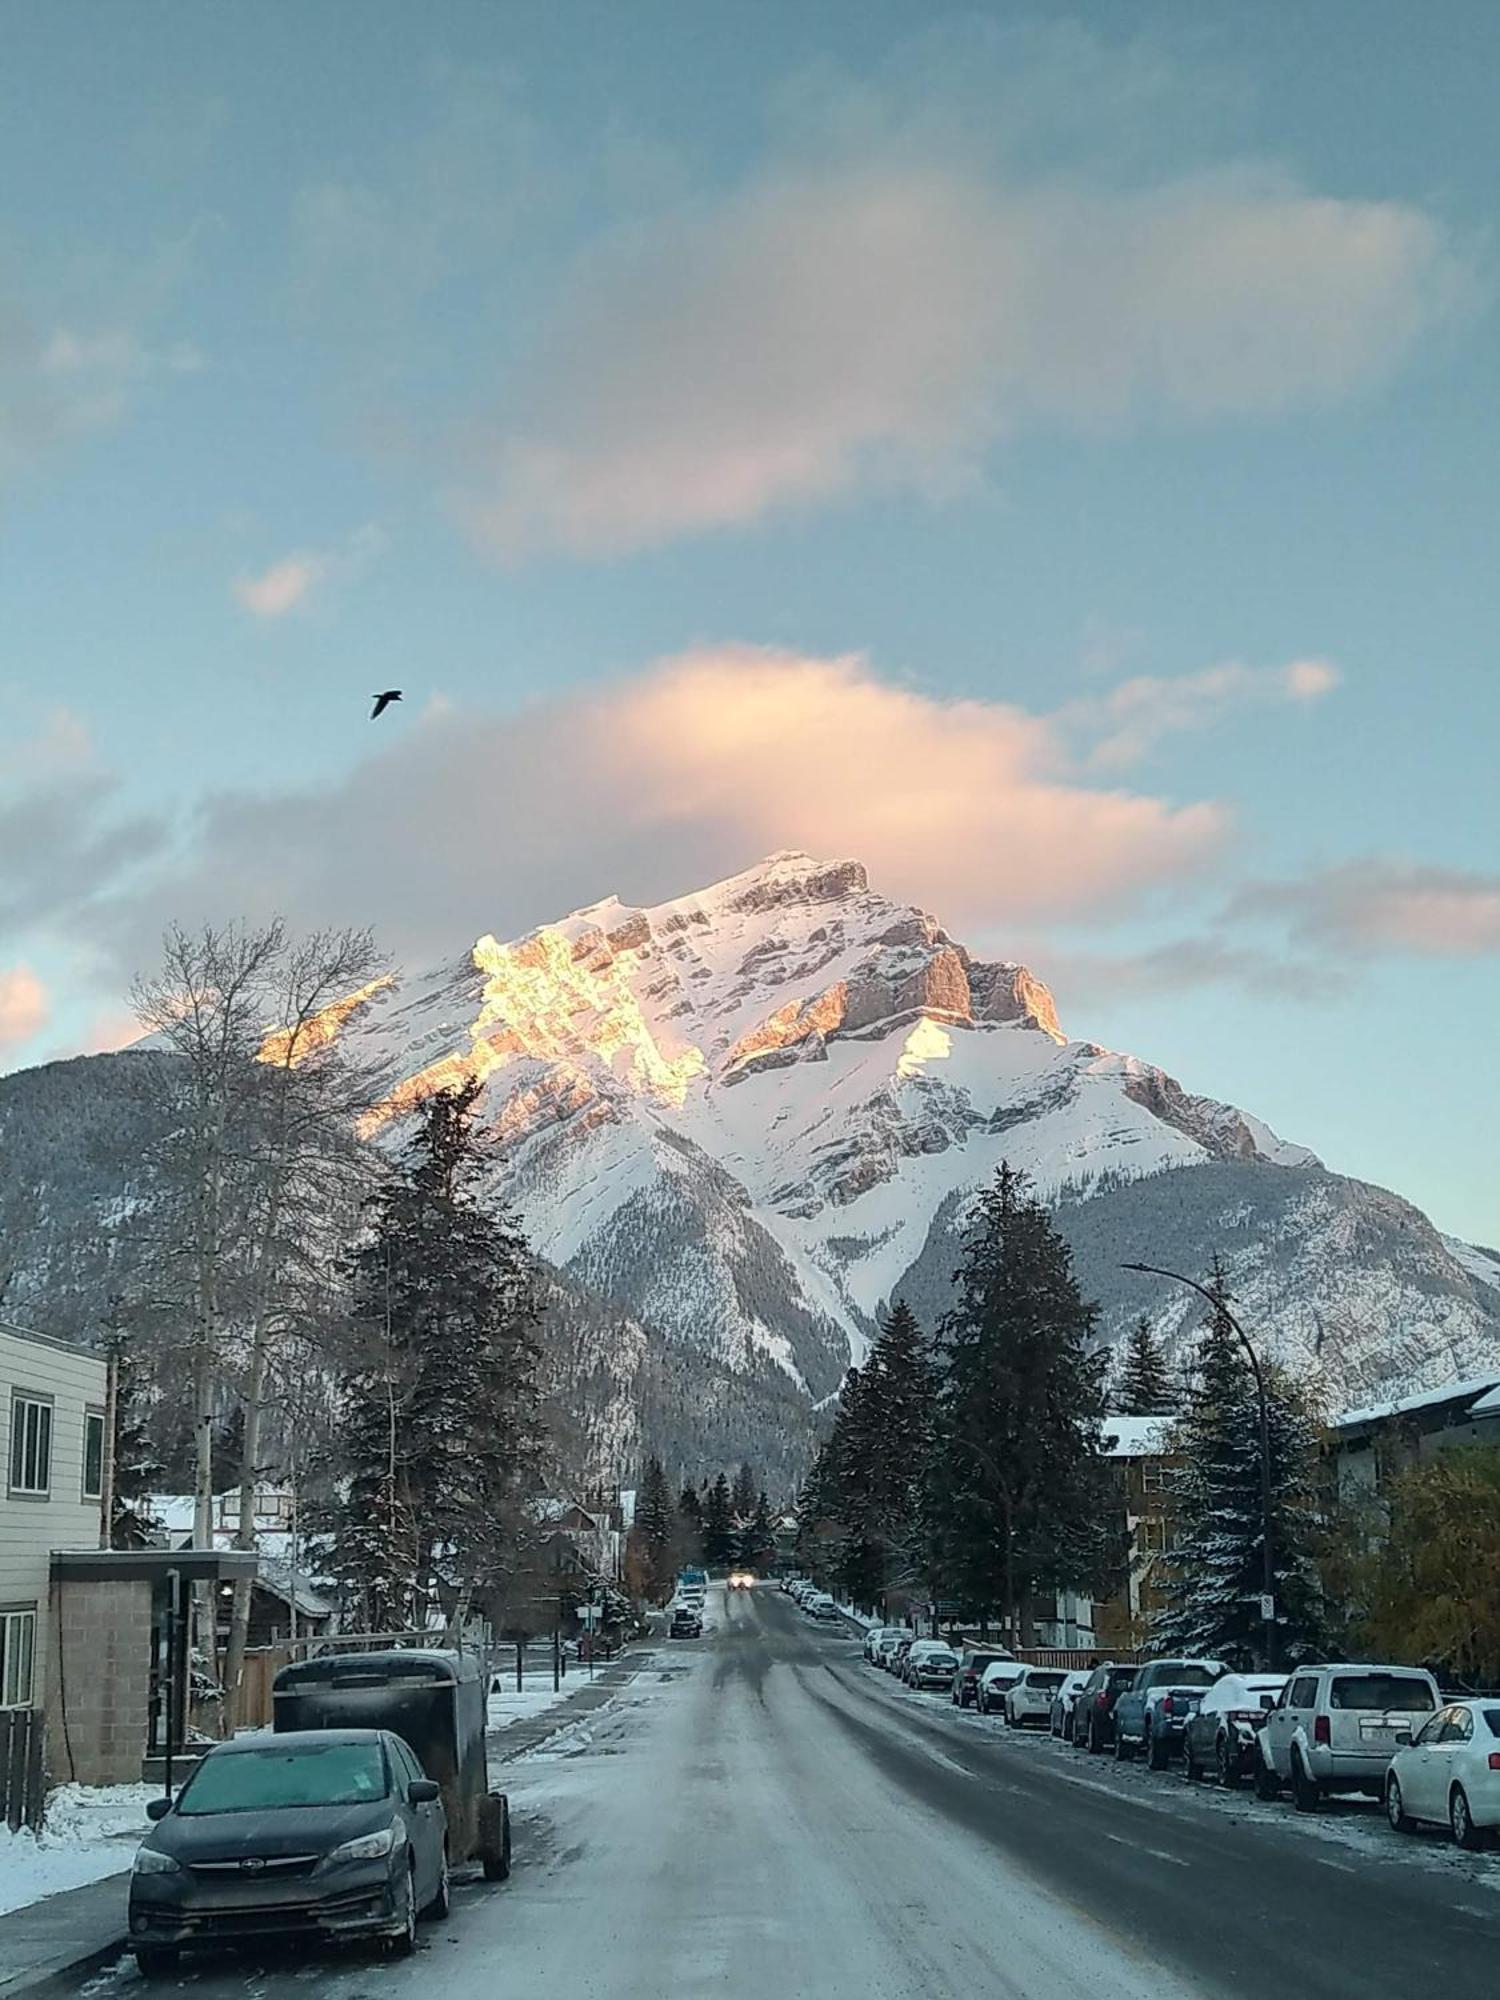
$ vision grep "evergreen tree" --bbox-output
[861,1299,938,1593]
[742,1490,779,1573]
[702,1471,737,1567]
[630,1454,675,1601]
[102,1303,163,1549]
[731,1460,758,1521]
[1152,1262,1322,1666]
[1114,1317,1178,1416]
[674,1483,704,1572]
[926,1163,1114,1641]
[322,1081,543,1632]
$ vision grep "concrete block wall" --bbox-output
[45,1577,154,1786]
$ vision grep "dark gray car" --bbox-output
[127,1729,448,1976]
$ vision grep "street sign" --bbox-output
[1258,1594,1276,1621]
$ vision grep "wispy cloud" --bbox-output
[460,161,1459,557]
[1061,659,1341,770]
[232,524,384,620]
[1233,860,1500,958]
[1040,937,1350,1006]
[0,966,48,1048]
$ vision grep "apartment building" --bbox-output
[0,1319,108,1712]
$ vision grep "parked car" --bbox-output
[1073,1663,1142,1752]
[977,1661,1027,1715]
[1003,1666,1068,1730]
[866,1625,907,1664]
[1256,1663,1440,1810]
[812,1597,842,1622]
[875,1631,910,1671]
[909,1645,961,1691]
[803,1590,836,1618]
[1182,1673,1286,1787]
[951,1646,1014,1709]
[888,1635,918,1676]
[1385,1700,1500,1850]
[670,1607,703,1637]
[1049,1672,1091,1738]
[1113,1660,1225,1767]
[128,1730,448,1976]
[900,1639,950,1685]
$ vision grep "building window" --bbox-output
[8,1393,53,1497]
[83,1408,106,1501]
[0,1606,36,1708]
[1138,1516,1179,1557]
[1141,1460,1171,1493]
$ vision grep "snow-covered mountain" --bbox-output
[3,851,1495,1476]
[330,850,1498,1411]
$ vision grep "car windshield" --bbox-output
[1026,1671,1065,1690]
[177,1743,388,1815]
[1329,1675,1435,1712]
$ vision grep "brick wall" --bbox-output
[45,1577,154,1786]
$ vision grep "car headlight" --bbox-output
[132,1847,181,1876]
[325,1822,400,1865]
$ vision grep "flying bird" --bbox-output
[370,690,402,720]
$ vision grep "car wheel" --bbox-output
[133,1949,179,1980]
[1114,1729,1130,1762]
[1147,1731,1169,1771]
[426,1842,451,1919]
[1292,1754,1322,1813]
[1215,1737,1241,1791]
[1253,1757,1281,1802]
[1183,1737,1200,1782]
[386,1861,418,1957]
[1451,1786,1488,1851]
[1386,1773,1416,1834]
[480,1794,512,1881]
[1086,1719,1100,1753]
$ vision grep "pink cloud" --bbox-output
[0,965,49,1048]
[462,157,1459,556]
[99,647,1229,974]
[233,553,327,619]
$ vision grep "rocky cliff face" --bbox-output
[3,851,1496,1477]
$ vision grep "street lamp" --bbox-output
[1120,1262,1277,1671]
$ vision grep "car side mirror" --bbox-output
[1394,1728,1413,1747]
[408,1778,441,1805]
[146,1796,173,1821]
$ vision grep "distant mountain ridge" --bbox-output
[2,851,1496,1475]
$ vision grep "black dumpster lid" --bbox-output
[272,1648,478,1692]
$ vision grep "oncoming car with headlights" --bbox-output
[127,1729,449,1975]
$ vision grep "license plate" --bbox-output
[1360,1722,1398,1741]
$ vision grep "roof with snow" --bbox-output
[1330,1373,1500,1436]
[1101,1415,1174,1458]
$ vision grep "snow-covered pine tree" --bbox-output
[927,1163,1114,1642]
[702,1472,736,1567]
[675,1483,704,1571]
[1151,1261,1322,1666]
[1114,1317,1178,1416]
[324,1080,543,1634]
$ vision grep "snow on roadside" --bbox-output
[486,1672,577,1732]
[0,1784,155,1917]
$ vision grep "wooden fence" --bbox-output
[1,1708,46,1833]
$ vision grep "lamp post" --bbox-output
[1121,1262,1277,1671]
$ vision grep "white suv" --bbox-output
[1004,1666,1068,1730]
[1256,1663,1440,1810]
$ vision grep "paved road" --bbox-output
[73,1587,1500,1998]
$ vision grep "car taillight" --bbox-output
[1488,1753,1500,1772]
[1314,1715,1330,1745]
[1096,1692,1109,1706]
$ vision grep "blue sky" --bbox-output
[2,2,1496,1241]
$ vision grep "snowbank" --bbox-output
[0,1783,154,1917]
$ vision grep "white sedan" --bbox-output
[1385,1699,1500,1849]
[977,1661,1026,1715]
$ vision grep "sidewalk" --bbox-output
[0,1647,651,1998]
